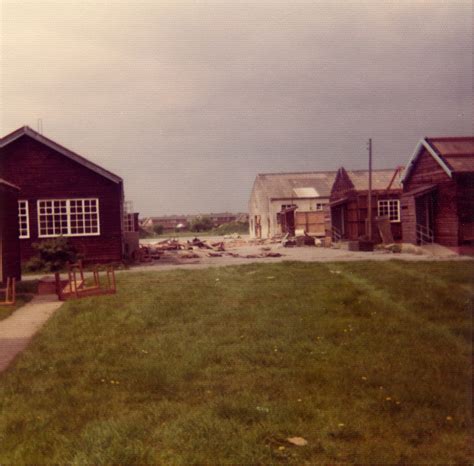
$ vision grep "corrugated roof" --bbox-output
[0,126,123,184]
[256,171,337,199]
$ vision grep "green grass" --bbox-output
[0,261,472,464]
[0,280,37,321]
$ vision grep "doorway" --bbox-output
[254,215,261,238]
[415,192,435,244]
[331,204,346,238]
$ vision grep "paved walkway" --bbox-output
[0,295,62,373]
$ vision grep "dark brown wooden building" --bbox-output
[401,137,474,247]
[0,178,21,283]
[0,126,124,263]
[330,167,404,242]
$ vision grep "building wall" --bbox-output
[248,179,329,239]
[456,173,474,242]
[268,198,329,237]
[402,149,458,246]
[248,178,270,238]
[1,136,123,263]
[0,185,21,283]
[331,189,402,242]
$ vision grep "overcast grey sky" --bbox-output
[1,0,472,215]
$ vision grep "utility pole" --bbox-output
[367,138,373,240]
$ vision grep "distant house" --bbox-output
[329,168,404,242]
[0,126,126,263]
[401,137,474,248]
[248,171,336,238]
[141,212,247,232]
[206,212,245,227]
[0,178,21,283]
[141,215,189,232]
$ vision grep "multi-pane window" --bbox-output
[378,199,400,222]
[38,199,100,238]
[315,203,325,211]
[70,199,99,235]
[18,200,30,238]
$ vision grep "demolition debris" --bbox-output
[138,236,287,263]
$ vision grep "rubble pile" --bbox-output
[138,236,284,262]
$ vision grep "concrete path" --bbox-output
[0,295,62,373]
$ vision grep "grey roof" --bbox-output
[256,171,337,199]
[345,168,403,191]
[0,126,122,184]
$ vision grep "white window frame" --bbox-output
[377,199,400,223]
[37,198,101,238]
[18,200,30,239]
[315,203,325,211]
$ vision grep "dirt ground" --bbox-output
[135,235,472,273]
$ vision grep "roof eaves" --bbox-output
[401,138,453,184]
[257,170,337,177]
[270,195,330,201]
[0,178,20,190]
[1,126,123,184]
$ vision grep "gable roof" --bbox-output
[345,168,403,191]
[0,126,122,184]
[255,171,337,199]
[332,167,403,194]
[402,137,474,183]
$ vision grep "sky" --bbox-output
[1,0,472,216]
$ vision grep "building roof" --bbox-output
[0,178,20,190]
[402,137,474,182]
[344,168,403,191]
[255,171,337,199]
[0,126,123,184]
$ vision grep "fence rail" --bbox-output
[416,223,434,245]
[331,226,342,243]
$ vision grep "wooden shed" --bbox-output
[401,137,474,247]
[329,167,403,242]
[0,178,21,284]
[248,171,336,239]
[0,126,124,264]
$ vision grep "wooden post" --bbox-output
[11,278,16,304]
[55,272,64,301]
[367,138,373,240]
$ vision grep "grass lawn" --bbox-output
[0,261,472,464]
[0,280,37,321]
